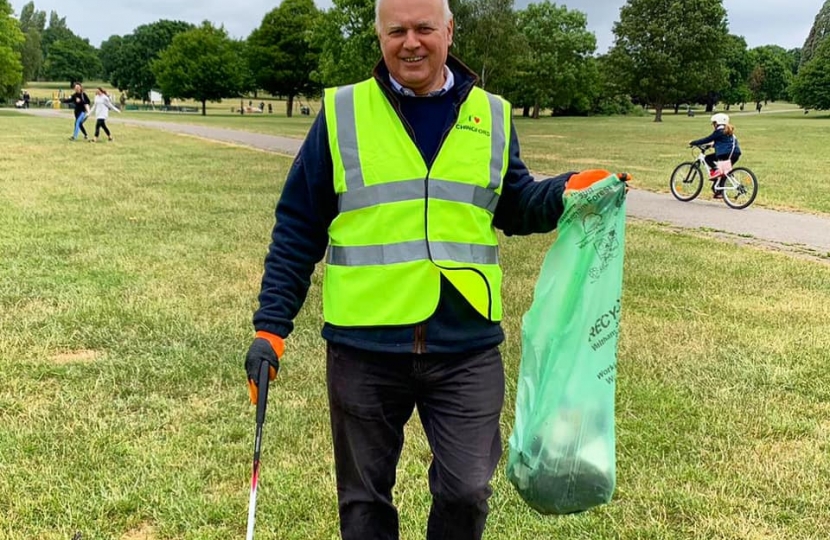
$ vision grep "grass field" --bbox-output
[1,113,829,539]
[31,102,827,215]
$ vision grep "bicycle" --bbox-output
[669,145,759,209]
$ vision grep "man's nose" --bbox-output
[403,30,421,49]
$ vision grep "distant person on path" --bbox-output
[689,113,741,199]
[88,88,121,142]
[62,83,91,140]
[267,103,272,114]
[756,101,762,114]
[22,90,30,108]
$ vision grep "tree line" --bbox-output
[3,0,830,118]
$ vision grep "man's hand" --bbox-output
[245,331,285,404]
[565,169,631,192]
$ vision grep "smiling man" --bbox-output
[244,0,627,538]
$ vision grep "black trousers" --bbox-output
[95,119,111,138]
[326,342,505,540]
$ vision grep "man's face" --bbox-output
[377,0,453,96]
[74,84,81,93]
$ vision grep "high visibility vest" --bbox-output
[322,78,511,327]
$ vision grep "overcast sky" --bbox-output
[11,0,821,53]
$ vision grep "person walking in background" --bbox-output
[87,87,121,142]
[62,83,91,140]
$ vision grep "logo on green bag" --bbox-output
[589,298,621,354]
[588,228,621,282]
[455,115,491,137]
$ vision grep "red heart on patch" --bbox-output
[474,117,481,124]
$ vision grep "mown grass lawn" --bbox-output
[1,114,829,539]
[32,103,828,215]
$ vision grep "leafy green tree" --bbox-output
[791,38,830,110]
[110,20,194,103]
[98,35,124,84]
[748,45,793,102]
[449,0,521,95]
[718,34,753,108]
[0,0,24,99]
[152,22,246,115]
[801,0,830,66]
[42,36,102,85]
[314,0,379,86]
[247,0,322,116]
[609,0,727,122]
[513,1,596,118]
[41,11,75,58]
[17,1,46,81]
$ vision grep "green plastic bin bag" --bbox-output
[506,173,627,516]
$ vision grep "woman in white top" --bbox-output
[88,88,121,142]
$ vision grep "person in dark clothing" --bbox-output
[22,90,30,108]
[689,112,742,199]
[243,0,629,538]
[62,83,91,140]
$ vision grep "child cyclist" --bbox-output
[689,113,741,199]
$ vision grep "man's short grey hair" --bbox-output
[375,0,453,30]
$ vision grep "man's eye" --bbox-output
[389,29,404,35]
[418,27,434,34]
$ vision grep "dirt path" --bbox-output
[17,108,830,261]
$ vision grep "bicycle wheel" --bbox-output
[722,167,758,209]
[670,162,703,201]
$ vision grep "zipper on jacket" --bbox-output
[414,323,426,354]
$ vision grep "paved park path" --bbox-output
[17,108,830,261]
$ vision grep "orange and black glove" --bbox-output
[245,331,284,404]
[565,169,632,192]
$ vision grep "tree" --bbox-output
[247,0,322,117]
[152,22,247,115]
[717,34,753,108]
[748,45,793,102]
[314,0,380,86]
[513,1,596,118]
[98,35,124,84]
[41,11,75,59]
[42,36,102,85]
[791,38,830,110]
[609,0,727,122]
[18,1,46,81]
[449,0,521,95]
[107,20,194,102]
[0,0,24,100]
[801,0,830,66]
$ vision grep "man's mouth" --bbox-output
[403,56,425,63]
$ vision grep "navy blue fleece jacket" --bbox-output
[253,56,574,353]
[690,126,741,158]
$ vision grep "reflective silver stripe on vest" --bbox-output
[334,85,364,190]
[327,241,498,266]
[487,93,506,190]
[338,179,500,214]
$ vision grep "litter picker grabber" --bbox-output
[246,360,272,540]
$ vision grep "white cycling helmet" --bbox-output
[710,113,729,125]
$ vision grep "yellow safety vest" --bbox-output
[322,78,511,327]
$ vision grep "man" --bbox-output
[245,0,628,538]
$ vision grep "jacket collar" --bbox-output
[372,54,480,105]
